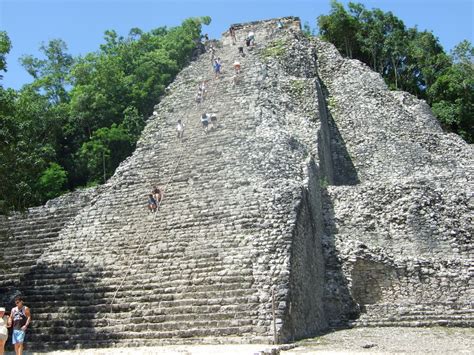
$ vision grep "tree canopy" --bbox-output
[0,17,210,213]
[1,9,472,212]
[318,1,473,142]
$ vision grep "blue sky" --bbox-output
[1,0,473,90]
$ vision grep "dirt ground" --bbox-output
[7,327,474,354]
[284,327,474,354]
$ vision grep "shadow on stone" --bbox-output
[320,191,360,328]
[11,260,114,351]
[314,77,361,328]
[315,78,359,186]
[350,258,395,310]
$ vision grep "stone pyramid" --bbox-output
[1,17,472,351]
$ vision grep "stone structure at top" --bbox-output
[0,17,472,350]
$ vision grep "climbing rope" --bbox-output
[107,43,226,320]
[104,32,301,329]
[108,113,195,314]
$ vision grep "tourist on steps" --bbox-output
[209,45,216,63]
[246,31,255,47]
[229,26,236,45]
[233,61,241,74]
[195,90,203,104]
[176,119,185,139]
[210,114,218,130]
[152,186,163,207]
[196,81,207,103]
[249,31,255,45]
[199,81,207,97]
[233,74,241,86]
[213,58,222,79]
[201,113,210,133]
[148,194,157,213]
[201,33,209,47]
[9,296,31,355]
[0,307,9,355]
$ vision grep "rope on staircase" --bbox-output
[107,52,222,316]
[108,113,195,315]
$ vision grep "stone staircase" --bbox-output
[0,189,97,288]
[350,303,474,328]
[2,17,323,350]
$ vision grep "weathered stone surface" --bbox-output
[0,187,99,292]
[0,16,472,351]
[312,35,473,327]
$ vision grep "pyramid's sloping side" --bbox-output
[314,37,473,327]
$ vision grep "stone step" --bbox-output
[351,318,474,328]
[361,304,474,315]
[31,299,258,320]
[27,324,263,348]
[27,277,252,294]
[6,220,73,231]
[5,225,64,235]
[18,271,255,291]
[31,334,273,351]
[27,287,256,309]
[4,230,249,254]
[32,309,259,331]
[358,313,474,322]
[20,278,255,297]
[16,257,253,277]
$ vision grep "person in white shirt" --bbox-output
[0,307,9,355]
[176,119,185,139]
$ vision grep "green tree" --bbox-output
[0,86,64,209]
[2,17,211,210]
[20,39,74,104]
[383,24,406,89]
[357,8,406,77]
[37,162,68,200]
[0,31,12,80]
[428,40,473,142]
[122,106,145,140]
[318,0,360,58]
[78,124,133,183]
[404,30,451,98]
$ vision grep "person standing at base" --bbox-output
[0,307,9,355]
[9,296,31,355]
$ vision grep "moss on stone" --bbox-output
[289,79,306,96]
[327,96,337,110]
[261,39,287,60]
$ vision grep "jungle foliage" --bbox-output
[0,17,210,213]
[318,1,473,143]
